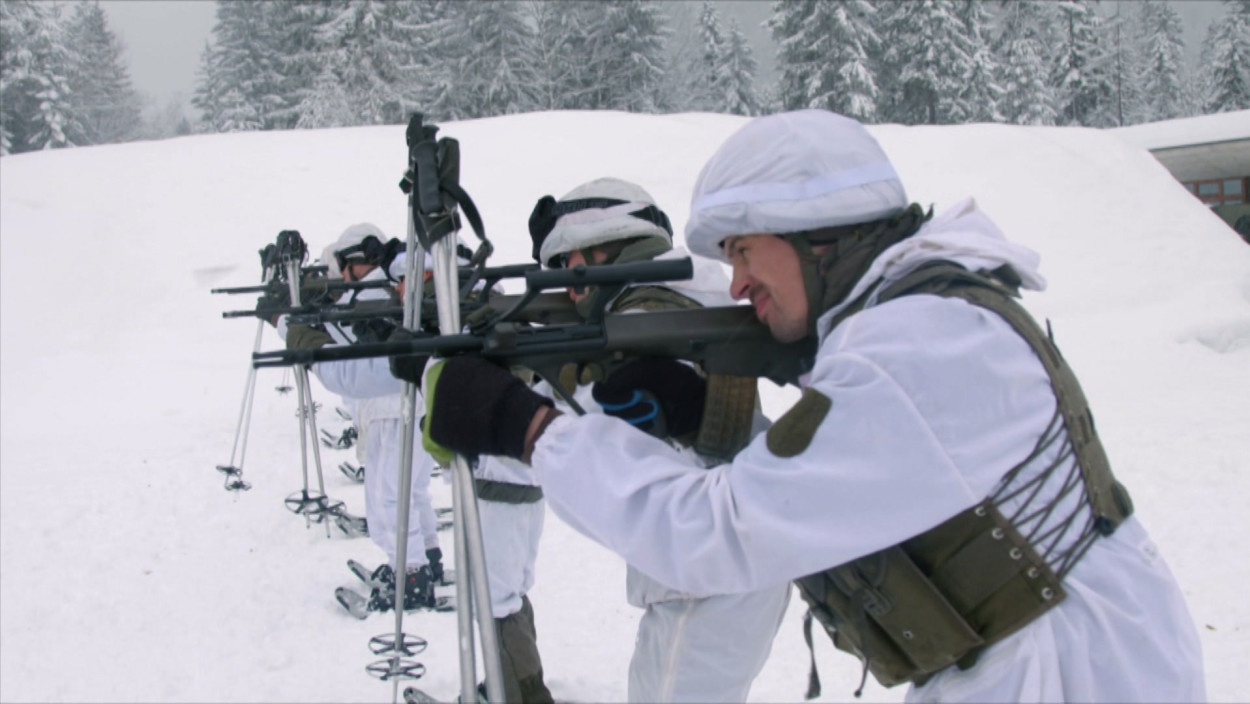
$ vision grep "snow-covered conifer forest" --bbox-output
[2,0,1248,156]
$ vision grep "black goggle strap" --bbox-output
[334,235,390,273]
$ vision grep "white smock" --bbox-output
[531,200,1206,702]
[299,268,440,566]
[586,249,792,703]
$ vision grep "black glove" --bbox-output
[255,285,291,320]
[426,357,553,462]
[592,357,706,439]
[352,315,397,344]
[387,327,432,384]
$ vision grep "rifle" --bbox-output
[209,266,328,295]
[251,256,815,391]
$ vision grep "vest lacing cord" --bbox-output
[986,406,1100,579]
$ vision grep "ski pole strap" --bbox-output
[275,230,307,265]
[401,113,490,254]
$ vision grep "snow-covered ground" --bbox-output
[2,110,1247,703]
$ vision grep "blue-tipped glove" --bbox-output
[591,357,706,439]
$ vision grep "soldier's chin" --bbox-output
[768,317,807,344]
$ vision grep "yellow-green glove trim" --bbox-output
[422,359,454,466]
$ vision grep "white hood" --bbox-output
[685,110,907,262]
[818,197,1047,336]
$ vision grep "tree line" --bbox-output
[1,1,150,155]
[187,0,760,131]
[3,0,1248,157]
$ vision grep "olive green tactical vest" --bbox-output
[796,262,1134,697]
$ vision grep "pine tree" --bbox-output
[1050,0,1117,127]
[878,0,975,125]
[530,1,591,110]
[64,2,142,145]
[1136,0,1188,121]
[690,2,760,115]
[0,0,79,153]
[295,65,355,129]
[819,0,880,120]
[716,17,761,116]
[391,0,457,122]
[691,1,727,112]
[769,0,880,119]
[192,2,284,132]
[535,0,667,112]
[951,0,1003,123]
[433,1,536,119]
[312,0,420,125]
[769,0,820,112]
[267,0,330,130]
[1203,0,1250,113]
[593,1,669,113]
[1102,4,1145,126]
[993,1,1058,125]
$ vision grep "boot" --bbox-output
[496,596,554,703]
[367,564,396,612]
[402,565,437,611]
[426,547,447,585]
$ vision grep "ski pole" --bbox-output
[403,114,504,704]
[278,232,337,535]
[216,317,264,492]
[432,234,505,704]
[216,245,286,492]
[385,204,427,704]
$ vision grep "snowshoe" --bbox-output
[339,462,365,482]
[335,512,368,538]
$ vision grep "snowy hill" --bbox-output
[2,110,1247,702]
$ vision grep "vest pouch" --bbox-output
[798,545,984,688]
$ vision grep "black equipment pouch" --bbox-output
[797,261,1131,697]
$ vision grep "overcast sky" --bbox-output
[100,0,1223,115]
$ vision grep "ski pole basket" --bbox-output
[283,490,345,522]
[215,464,251,492]
[367,631,429,681]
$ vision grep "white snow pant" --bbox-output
[478,497,545,619]
[627,567,791,703]
[363,417,437,567]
